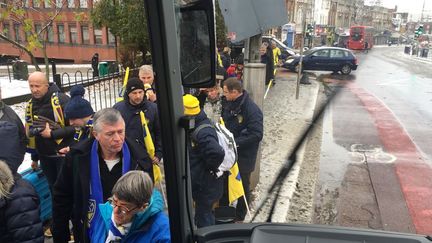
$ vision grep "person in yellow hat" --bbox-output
[183,94,225,228]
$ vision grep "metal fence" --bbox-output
[60,68,139,111]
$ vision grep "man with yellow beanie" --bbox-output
[183,94,225,228]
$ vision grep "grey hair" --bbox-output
[0,160,14,199]
[139,65,154,75]
[92,108,124,133]
[112,171,154,206]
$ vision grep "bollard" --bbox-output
[242,63,266,190]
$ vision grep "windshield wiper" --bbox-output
[251,84,342,223]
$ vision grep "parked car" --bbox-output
[283,47,358,75]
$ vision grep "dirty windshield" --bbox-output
[1,0,431,242]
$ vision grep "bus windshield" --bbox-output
[351,27,363,41]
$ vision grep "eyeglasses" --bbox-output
[108,197,138,215]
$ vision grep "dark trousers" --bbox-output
[219,171,251,221]
[193,175,224,228]
[40,155,65,191]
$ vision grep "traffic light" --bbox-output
[415,25,424,38]
[306,24,314,38]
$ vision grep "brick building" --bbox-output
[0,0,116,63]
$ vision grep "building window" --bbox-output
[69,25,77,43]
[55,0,62,8]
[2,23,10,38]
[0,0,6,8]
[107,28,115,45]
[81,25,89,44]
[57,24,65,43]
[34,23,42,40]
[79,0,87,8]
[24,0,29,7]
[68,0,75,8]
[14,24,21,42]
[33,0,41,7]
[94,28,102,44]
[44,0,51,8]
[47,25,54,43]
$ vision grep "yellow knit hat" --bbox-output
[183,94,200,116]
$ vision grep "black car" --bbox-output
[283,47,358,75]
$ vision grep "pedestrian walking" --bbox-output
[183,94,225,228]
[260,42,274,86]
[139,65,157,102]
[91,53,99,77]
[221,78,263,222]
[364,41,369,53]
[52,108,152,242]
[113,77,163,179]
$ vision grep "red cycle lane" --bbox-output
[347,82,432,235]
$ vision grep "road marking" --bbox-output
[347,82,432,235]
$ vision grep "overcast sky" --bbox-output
[377,0,431,21]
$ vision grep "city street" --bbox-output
[287,46,432,234]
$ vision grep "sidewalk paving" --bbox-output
[250,68,323,222]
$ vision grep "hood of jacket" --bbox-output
[0,121,25,173]
[0,160,14,202]
[99,189,165,232]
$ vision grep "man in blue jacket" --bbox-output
[113,77,162,179]
[183,94,225,228]
[222,77,263,222]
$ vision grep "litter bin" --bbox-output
[404,45,411,54]
[105,60,119,74]
[98,62,108,76]
[12,60,29,80]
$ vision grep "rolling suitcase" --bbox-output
[20,168,52,222]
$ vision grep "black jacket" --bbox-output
[29,84,70,157]
[222,91,263,173]
[188,111,224,191]
[261,46,274,83]
[52,137,151,243]
[0,101,27,156]
[0,164,44,243]
[113,98,163,160]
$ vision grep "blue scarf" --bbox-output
[88,139,131,241]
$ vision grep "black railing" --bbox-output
[3,67,139,110]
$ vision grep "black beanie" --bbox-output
[126,77,144,95]
[65,85,94,119]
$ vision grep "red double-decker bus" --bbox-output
[347,26,374,50]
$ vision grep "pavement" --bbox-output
[250,68,323,222]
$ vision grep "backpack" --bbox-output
[192,122,238,178]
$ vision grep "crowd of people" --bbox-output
[0,42,277,241]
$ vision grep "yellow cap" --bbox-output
[183,94,200,116]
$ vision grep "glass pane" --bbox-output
[107,28,115,45]
[47,26,54,42]
[14,24,20,42]
[81,25,89,44]
[68,0,75,8]
[79,0,87,8]
[179,10,212,86]
[57,24,65,43]
[44,0,50,8]
[94,28,102,44]
[69,25,77,44]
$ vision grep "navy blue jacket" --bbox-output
[52,137,152,243]
[222,91,263,173]
[113,98,163,160]
[188,111,224,190]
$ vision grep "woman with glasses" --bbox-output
[93,170,170,242]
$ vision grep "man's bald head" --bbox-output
[28,71,49,99]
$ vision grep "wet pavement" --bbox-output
[309,46,432,234]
